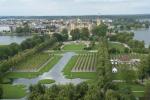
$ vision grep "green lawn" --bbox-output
[63,55,96,79]
[62,43,86,50]
[2,84,27,99]
[4,55,62,79]
[38,79,55,84]
[14,52,51,71]
[117,83,145,97]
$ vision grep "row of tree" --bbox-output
[0,36,57,76]
[109,32,149,53]
[53,23,108,42]
[90,38,136,99]
[0,35,50,60]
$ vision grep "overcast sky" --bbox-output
[0,0,149,16]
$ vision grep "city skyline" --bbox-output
[0,0,150,16]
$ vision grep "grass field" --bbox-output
[62,43,86,50]
[63,55,96,79]
[2,84,27,99]
[38,79,55,84]
[5,55,62,79]
[117,83,145,97]
[14,52,51,71]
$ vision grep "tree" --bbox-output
[0,76,3,99]
[80,28,90,40]
[53,33,63,42]
[92,24,108,37]
[70,28,80,40]
[144,81,150,100]
[138,54,150,83]
[120,64,136,83]
[105,89,119,100]
[61,28,69,41]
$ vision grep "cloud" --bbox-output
[0,0,149,15]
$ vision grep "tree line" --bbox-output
[109,32,149,53]
[0,35,57,75]
[0,35,50,60]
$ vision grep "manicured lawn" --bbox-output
[38,79,55,84]
[63,55,96,79]
[117,83,145,97]
[5,55,62,79]
[62,43,86,50]
[2,84,27,99]
[14,52,51,71]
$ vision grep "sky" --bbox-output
[0,0,150,16]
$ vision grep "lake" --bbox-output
[0,36,30,45]
[133,28,150,48]
[0,28,150,47]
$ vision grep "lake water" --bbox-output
[0,28,150,47]
[133,28,150,48]
[0,36,30,45]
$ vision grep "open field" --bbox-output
[63,55,96,79]
[4,55,62,79]
[62,43,86,50]
[14,52,52,71]
[2,84,27,99]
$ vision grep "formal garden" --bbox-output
[0,24,150,100]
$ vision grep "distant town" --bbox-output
[0,15,150,37]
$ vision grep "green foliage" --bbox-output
[61,28,69,41]
[70,28,81,40]
[53,33,63,42]
[0,43,20,60]
[80,28,90,40]
[109,32,148,53]
[38,79,55,84]
[28,82,89,100]
[0,36,57,75]
[120,64,137,83]
[138,53,150,82]
[0,85,2,99]
[144,81,150,100]
[2,84,26,99]
[15,22,31,36]
[92,24,108,37]
[70,28,90,41]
